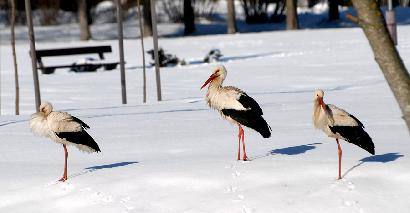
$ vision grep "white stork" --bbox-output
[30,102,100,181]
[201,65,271,161]
[313,89,375,179]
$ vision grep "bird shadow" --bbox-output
[342,152,404,178]
[68,161,138,179]
[250,143,322,160]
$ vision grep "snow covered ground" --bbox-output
[0,25,410,212]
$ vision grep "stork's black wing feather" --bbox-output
[222,109,271,138]
[56,131,101,152]
[349,114,365,128]
[71,116,90,129]
[237,93,263,115]
[329,125,374,155]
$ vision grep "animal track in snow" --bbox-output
[120,196,135,211]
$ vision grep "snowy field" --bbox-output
[0,26,410,213]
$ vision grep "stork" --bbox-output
[30,102,100,182]
[201,65,271,161]
[313,89,375,179]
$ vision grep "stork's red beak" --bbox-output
[200,73,218,90]
[318,97,326,110]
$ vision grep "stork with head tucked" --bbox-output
[201,65,271,161]
[30,102,100,182]
[313,89,375,179]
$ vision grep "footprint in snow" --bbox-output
[331,179,355,192]
[241,204,254,213]
[232,171,241,178]
[342,199,364,213]
[120,196,135,211]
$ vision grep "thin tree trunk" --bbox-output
[227,0,237,34]
[137,0,147,103]
[0,25,2,115]
[183,0,195,35]
[142,0,153,37]
[328,0,340,21]
[286,0,298,30]
[115,0,127,104]
[25,0,41,112]
[350,0,410,132]
[10,0,19,115]
[77,0,91,40]
[150,0,162,101]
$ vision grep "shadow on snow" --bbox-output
[68,161,138,180]
[250,142,321,160]
[342,152,404,178]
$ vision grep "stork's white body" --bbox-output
[30,111,95,153]
[201,65,271,160]
[29,102,100,181]
[206,85,246,124]
[312,89,374,179]
[313,103,360,139]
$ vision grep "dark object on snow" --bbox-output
[70,58,100,72]
[204,49,223,63]
[34,46,120,74]
[147,48,186,67]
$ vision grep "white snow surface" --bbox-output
[0,26,410,212]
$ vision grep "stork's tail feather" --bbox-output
[221,109,271,138]
[255,117,271,138]
[56,131,101,153]
[329,126,374,155]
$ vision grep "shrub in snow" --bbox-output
[92,1,116,24]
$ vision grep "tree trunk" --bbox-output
[116,0,127,104]
[328,0,339,21]
[183,0,195,35]
[227,0,237,34]
[25,0,41,111]
[150,0,162,101]
[77,0,91,40]
[351,0,410,132]
[286,0,298,30]
[10,0,19,115]
[142,0,153,37]
[137,0,147,103]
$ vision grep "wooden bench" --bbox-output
[35,46,119,74]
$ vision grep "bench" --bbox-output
[35,46,120,74]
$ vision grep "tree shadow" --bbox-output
[250,143,321,160]
[68,161,138,179]
[342,152,404,178]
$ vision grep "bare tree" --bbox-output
[328,0,339,21]
[348,0,410,132]
[10,0,19,115]
[184,0,195,35]
[143,0,153,37]
[227,0,237,34]
[25,0,41,111]
[286,0,298,30]
[137,0,147,103]
[77,0,91,40]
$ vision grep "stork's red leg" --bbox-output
[237,125,241,160]
[239,126,248,161]
[336,139,342,180]
[59,144,68,182]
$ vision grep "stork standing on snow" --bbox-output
[30,102,100,181]
[201,65,271,161]
[313,89,375,179]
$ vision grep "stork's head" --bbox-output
[39,102,53,115]
[314,89,325,109]
[200,65,227,90]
